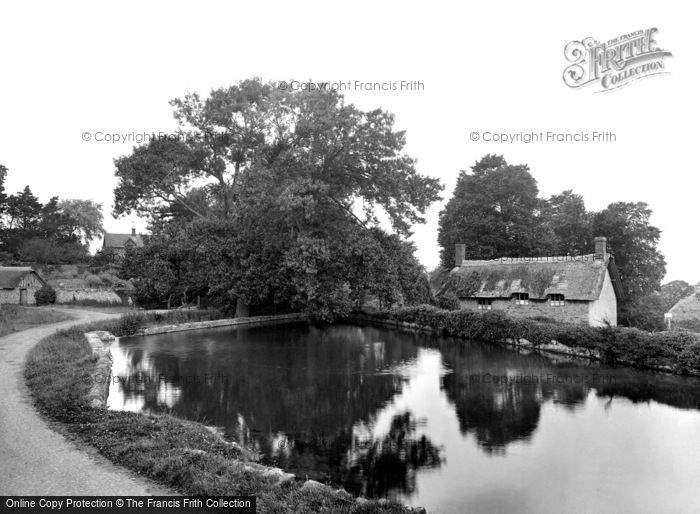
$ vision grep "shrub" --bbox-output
[90,248,118,267]
[115,312,144,336]
[35,285,57,305]
[83,273,104,287]
[677,341,700,373]
[106,309,225,337]
[97,271,121,287]
[619,294,666,332]
[436,292,460,311]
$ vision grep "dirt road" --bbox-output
[0,308,171,495]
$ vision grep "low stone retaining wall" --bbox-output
[84,330,116,407]
[135,312,308,336]
[57,288,123,305]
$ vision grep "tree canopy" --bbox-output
[116,79,441,319]
[438,155,552,268]
[0,166,104,263]
[114,80,441,234]
[591,202,666,299]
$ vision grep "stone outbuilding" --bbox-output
[0,267,48,305]
[439,237,623,327]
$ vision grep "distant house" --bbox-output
[667,285,700,331]
[102,227,144,257]
[0,267,48,305]
[439,237,623,327]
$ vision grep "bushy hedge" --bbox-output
[435,292,460,311]
[369,305,700,375]
[34,285,57,305]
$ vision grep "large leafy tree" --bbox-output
[591,202,667,328]
[119,223,211,309]
[115,79,441,318]
[114,79,441,232]
[660,280,695,312]
[58,199,105,243]
[0,166,101,261]
[542,190,591,255]
[592,202,666,299]
[438,155,553,268]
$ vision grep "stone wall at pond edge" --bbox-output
[56,288,124,304]
[84,330,116,407]
[82,313,308,406]
[135,312,308,336]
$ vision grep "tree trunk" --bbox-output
[235,298,250,318]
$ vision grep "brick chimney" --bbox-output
[594,236,607,256]
[131,225,136,236]
[455,244,466,266]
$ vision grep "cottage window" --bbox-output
[514,293,529,305]
[550,294,565,306]
[477,298,492,310]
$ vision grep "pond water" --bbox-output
[108,323,700,513]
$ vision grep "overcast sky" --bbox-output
[1,1,697,282]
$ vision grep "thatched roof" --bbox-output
[440,254,620,301]
[0,267,47,289]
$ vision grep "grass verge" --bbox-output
[0,305,72,337]
[24,312,419,514]
[48,304,138,314]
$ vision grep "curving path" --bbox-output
[0,308,172,495]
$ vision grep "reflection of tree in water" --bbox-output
[114,324,441,496]
[345,412,442,498]
[594,373,700,410]
[113,323,700,498]
[441,339,700,453]
[117,324,418,436]
[441,342,589,453]
[444,376,541,454]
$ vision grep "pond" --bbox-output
[108,322,700,513]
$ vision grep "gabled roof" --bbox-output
[0,267,47,289]
[103,233,144,249]
[669,285,700,319]
[440,254,622,301]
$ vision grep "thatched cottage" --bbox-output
[439,237,623,327]
[0,267,48,305]
[103,227,144,257]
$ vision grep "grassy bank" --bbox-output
[0,305,72,337]
[364,305,700,375]
[24,311,417,514]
